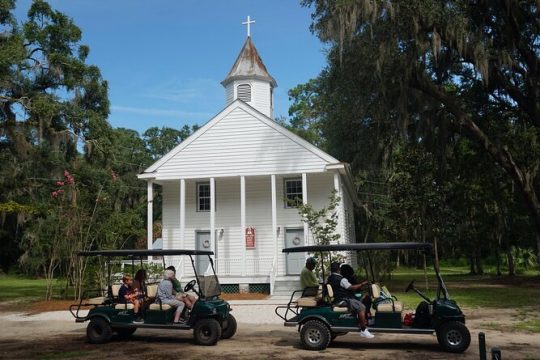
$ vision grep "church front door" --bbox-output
[285,228,305,275]
[195,231,212,275]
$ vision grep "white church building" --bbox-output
[138,29,358,294]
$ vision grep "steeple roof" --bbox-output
[221,37,277,87]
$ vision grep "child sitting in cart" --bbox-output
[118,274,143,322]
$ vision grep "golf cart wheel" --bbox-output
[436,321,471,353]
[193,318,222,346]
[221,314,237,339]
[300,320,331,351]
[114,327,137,339]
[86,317,112,344]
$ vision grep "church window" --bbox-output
[284,178,303,208]
[197,182,212,212]
[237,84,251,102]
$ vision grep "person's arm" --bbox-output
[308,271,319,287]
[348,280,369,291]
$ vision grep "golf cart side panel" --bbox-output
[433,299,465,327]
[145,308,175,324]
[299,307,357,328]
[373,312,402,329]
[190,298,229,323]
[87,306,128,323]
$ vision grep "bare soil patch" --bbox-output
[0,307,539,359]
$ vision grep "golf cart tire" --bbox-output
[221,314,237,339]
[436,321,471,353]
[87,317,112,344]
[115,327,137,339]
[193,318,222,346]
[300,320,331,351]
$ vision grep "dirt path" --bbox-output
[0,308,538,360]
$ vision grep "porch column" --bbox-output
[147,181,153,250]
[179,179,186,249]
[210,177,216,272]
[240,176,246,276]
[302,173,308,244]
[271,175,278,260]
[333,173,344,242]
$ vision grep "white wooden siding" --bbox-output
[160,172,351,280]
[225,83,234,104]
[153,107,331,178]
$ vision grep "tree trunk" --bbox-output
[469,253,476,275]
[508,250,516,276]
[475,250,484,275]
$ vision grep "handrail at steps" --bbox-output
[269,255,278,295]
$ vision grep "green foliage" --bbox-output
[0,2,198,300]
[290,0,540,275]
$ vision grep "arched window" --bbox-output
[237,84,251,102]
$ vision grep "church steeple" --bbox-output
[221,17,277,118]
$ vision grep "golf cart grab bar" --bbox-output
[274,289,304,322]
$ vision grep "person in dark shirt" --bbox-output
[118,274,143,322]
[340,264,373,323]
[327,262,374,338]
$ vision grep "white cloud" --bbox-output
[111,105,212,119]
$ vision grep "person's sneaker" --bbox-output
[359,329,374,338]
[133,317,144,323]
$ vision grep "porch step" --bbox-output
[272,278,301,296]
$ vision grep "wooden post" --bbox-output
[302,173,308,244]
[210,177,216,272]
[180,179,186,249]
[241,176,246,276]
[147,181,153,250]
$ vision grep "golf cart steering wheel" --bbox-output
[405,280,416,293]
[184,279,196,293]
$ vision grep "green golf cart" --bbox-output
[275,242,470,353]
[70,249,236,346]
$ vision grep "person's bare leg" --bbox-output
[174,308,181,322]
[134,300,139,314]
[358,311,367,328]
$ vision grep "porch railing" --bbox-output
[216,256,273,276]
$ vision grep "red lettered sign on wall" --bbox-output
[245,227,256,248]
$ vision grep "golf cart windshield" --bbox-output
[197,274,221,298]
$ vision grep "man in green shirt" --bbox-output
[300,257,319,289]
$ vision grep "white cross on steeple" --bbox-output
[242,15,255,37]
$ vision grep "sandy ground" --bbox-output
[0,305,539,360]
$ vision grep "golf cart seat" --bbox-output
[297,286,322,307]
[371,284,403,313]
[326,284,350,313]
[146,284,158,299]
[111,284,121,300]
[148,303,172,310]
[115,303,135,310]
[86,297,106,305]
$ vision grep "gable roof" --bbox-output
[139,99,339,177]
[221,37,277,87]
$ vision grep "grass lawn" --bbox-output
[368,266,540,309]
[1,266,539,310]
[0,275,65,302]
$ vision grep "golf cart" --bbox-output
[275,242,470,353]
[69,249,236,346]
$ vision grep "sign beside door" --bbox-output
[245,227,256,248]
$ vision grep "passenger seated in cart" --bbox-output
[340,264,372,318]
[118,274,143,322]
[166,265,197,309]
[157,269,186,324]
[327,262,374,339]
[133,269,147,303]
[300,257,319,290]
